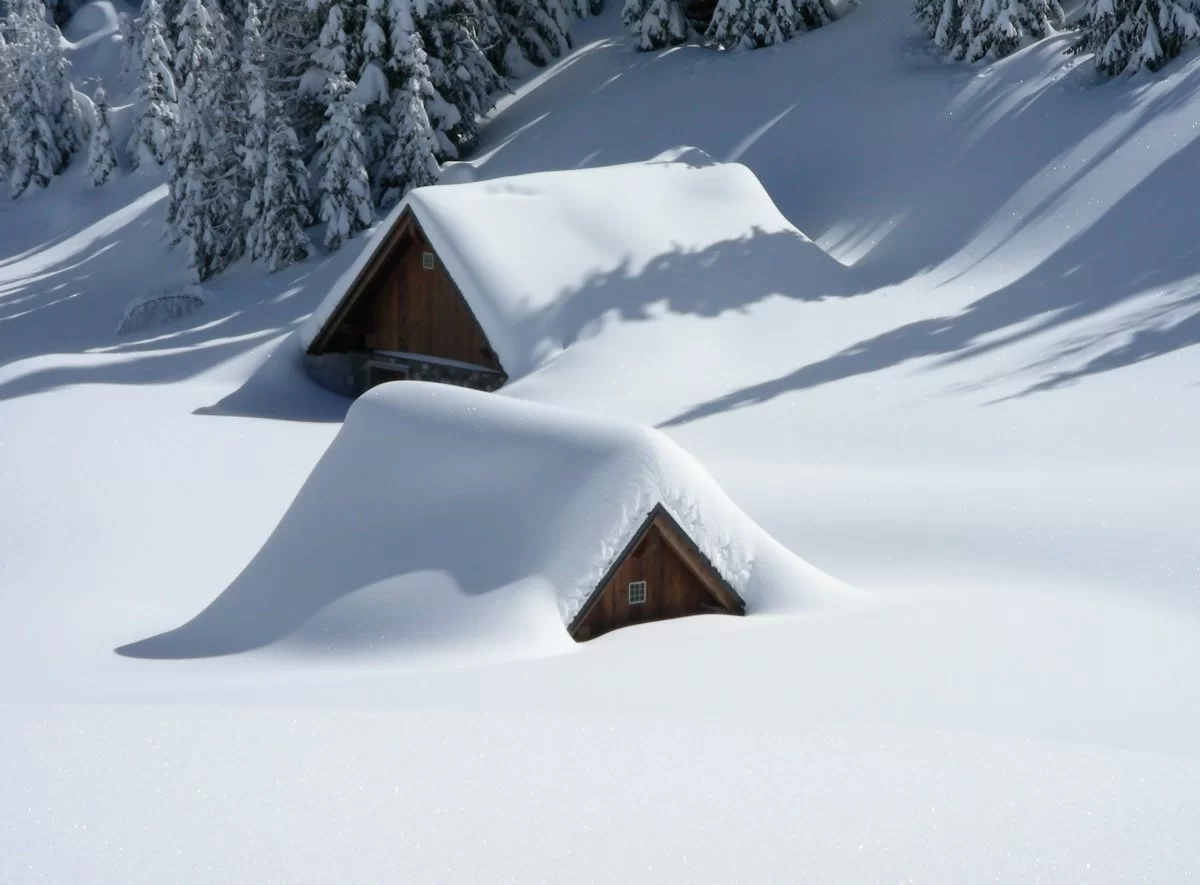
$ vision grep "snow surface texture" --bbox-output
[4,2,1200,883]
[121,382,847,659]
[304,150,845,380]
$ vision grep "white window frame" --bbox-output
[421,251,435,270]
[628,581,647,605]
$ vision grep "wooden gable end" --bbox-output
[569,505,746,642]
[308,209,503,373]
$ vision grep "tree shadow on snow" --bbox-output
[0,174,358,421]
[515,225,853,365]
[661,60,1200,426]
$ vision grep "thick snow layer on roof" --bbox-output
[121,382,847,660]
[301,152,845,379]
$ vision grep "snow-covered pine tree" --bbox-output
[241,0,270,259]
[128,0,178,168]
[1071,0,1200,74]
[205,0,250,269]
[167,0,217,239]
[794,0,831,30]
[169,0,245,277]
[259,89,313,270]
[174,0,216,87]
[567,0,604,18]
[917,0,1064,61]
[913,0,964,55]
[217,0,249,33]
[309,0,362,81]
[379,16,439,205]
[316,71,373,249]
[382,78,439,206]
[494,0,572,67]
[5,0,82,194]
[87,83,118,186]
[172,80,219,275]
[118,12,136,74]
[0,29,13,183]
[708,0,799,48]
[960,0,1063,61]
[260,0,321,150]
[356,0,396,192]
[408,0,505,153]
[621,0,687,49]
[41,11,85,170]
[7,48,58,196]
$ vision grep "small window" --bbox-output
[628,581,647,605]
[421,251,435,270]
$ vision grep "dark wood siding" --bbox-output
[573,516,737,641]
[317,212,502,373]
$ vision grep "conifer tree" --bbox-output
[316,72,373,249]
[206,0,250,269]
[567,0,605,17]
[495,0,572,67]
[118,12,136,74]
[1072,0,1200,74]
[961,0,1062,61]
[241,0,270,259]
[42,15,85,169]
[409,0,505,153]
[708,0,798,48]
[174,0,215,88]
[380,20,440,205]
[128,0,178,168]
[260,0,321,148]
[383,78,440,205]
[914,0,964,55]
[310,0,361,81]
[356,0,396,187]
[8,50,58,197]
[916,0,1064,61]
[169,0,244,278]
[795,0,830,29]
[87,83,118,186]
[6,0,82,195]
[260,90,313,270]
[0,30,13,183]
[621,0,688,48]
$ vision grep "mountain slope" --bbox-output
[2,3,1200,883]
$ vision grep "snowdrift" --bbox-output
[301,151,846,381]
[119,382,847,660]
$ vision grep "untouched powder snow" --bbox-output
[5,2,1200,882]
[119,382,848,660]
[303,151,845,380]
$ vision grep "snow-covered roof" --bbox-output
[301,150,844,380]
[126,382,847,658]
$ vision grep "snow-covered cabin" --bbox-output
[118,384,845,658]
[570,502,746,641]
[301,151,842,397]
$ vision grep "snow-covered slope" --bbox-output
[4,2,1200,883]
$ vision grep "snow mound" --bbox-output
[119,383,849,660]
[63,1,119,43]
[302,155,845,380]
[116,288,206,335]
[648,145,716,166]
